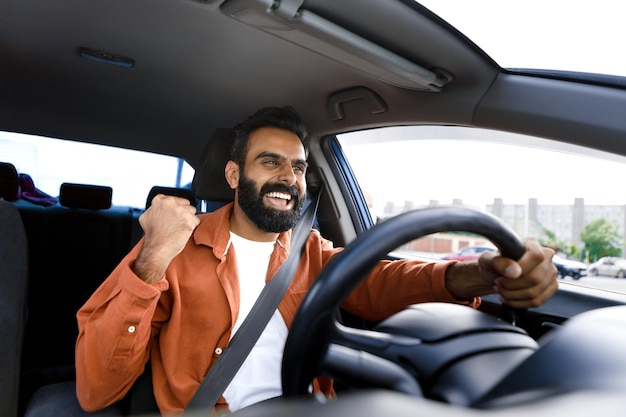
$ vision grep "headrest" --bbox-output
[59,183,112,210]
[191,128,235,203]
[0,162,19,201]
[146,186,196,209]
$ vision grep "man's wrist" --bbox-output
[133,245,170,284]
[445,261,492,301]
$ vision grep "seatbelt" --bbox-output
[184,191,320,413]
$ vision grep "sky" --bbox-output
[339,127,626,216]
[417,0,626,77]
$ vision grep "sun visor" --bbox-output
[220,0,453,91]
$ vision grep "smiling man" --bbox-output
[75,107,557,416]
[227,125,307,239]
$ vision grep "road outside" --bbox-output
[561,275,626,294]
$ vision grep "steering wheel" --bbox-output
[282,206,526,397]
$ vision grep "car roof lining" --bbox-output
[0,0,497,167]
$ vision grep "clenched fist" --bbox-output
[133,194,200,284]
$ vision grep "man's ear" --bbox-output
[225,160,240,190]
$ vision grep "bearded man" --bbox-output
[75,107,557,416]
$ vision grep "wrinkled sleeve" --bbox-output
[342,259,480,322]
[75,243,169,412]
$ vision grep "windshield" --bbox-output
[339,126,626,295]
[418,0,626,78]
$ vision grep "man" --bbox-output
[75,107,557,415]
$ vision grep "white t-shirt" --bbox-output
[222,232,289,412]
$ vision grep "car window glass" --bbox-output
[338,126,626,295]
[418,0,626,78]
[1,131,194,208]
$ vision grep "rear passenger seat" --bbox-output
[21,183,137,368]
[5,173,141,414]
[13,179,203,412]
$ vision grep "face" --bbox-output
[231,127,308,233]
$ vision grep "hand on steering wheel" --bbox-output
[282,206,527,397]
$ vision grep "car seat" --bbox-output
[0,161,20,201]
[0,200,29,417]
[191,127,235,212]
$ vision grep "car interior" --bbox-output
[2,1,626,416]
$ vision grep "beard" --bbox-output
[237,173,305,233]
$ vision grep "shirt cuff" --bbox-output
[117,257,170,299]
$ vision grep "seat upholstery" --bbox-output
[59,183,113,210]
[191,128,235,211]
[0,200,29,417]
[19,183,135,412]
[0,162,20,201]
[24,381,123,417]
[21,207,134,372]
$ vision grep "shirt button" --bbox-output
[128,325,136,333]
[214,347,223,355]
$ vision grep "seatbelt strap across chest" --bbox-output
[184,191,320,413]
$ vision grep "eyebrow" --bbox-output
[256,151,309,168]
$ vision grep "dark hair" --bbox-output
[230,106,308,167]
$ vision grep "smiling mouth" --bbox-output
[265,191,294,209]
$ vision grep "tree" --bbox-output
[539,226,578,258]
[539,227,560,249]
[580,218,623,262]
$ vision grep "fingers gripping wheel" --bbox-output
[281,206,526,397]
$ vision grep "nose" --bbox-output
[277,163,297,185]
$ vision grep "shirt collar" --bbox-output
[193,202,292,260]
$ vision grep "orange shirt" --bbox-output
[75,203,477,415]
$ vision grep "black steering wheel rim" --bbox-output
[281,206,526,396]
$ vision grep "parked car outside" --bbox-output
[588,257,626,278]
[553,255,587,280]
[441,246,496,261]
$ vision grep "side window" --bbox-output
[0,131,194,208]
[338,126,626,295]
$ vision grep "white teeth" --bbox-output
[266,192,291,200]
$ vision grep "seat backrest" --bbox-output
[0,162,20,202]
[0,200,29,417]
[21,183,134,373]
[191,128,235,212]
